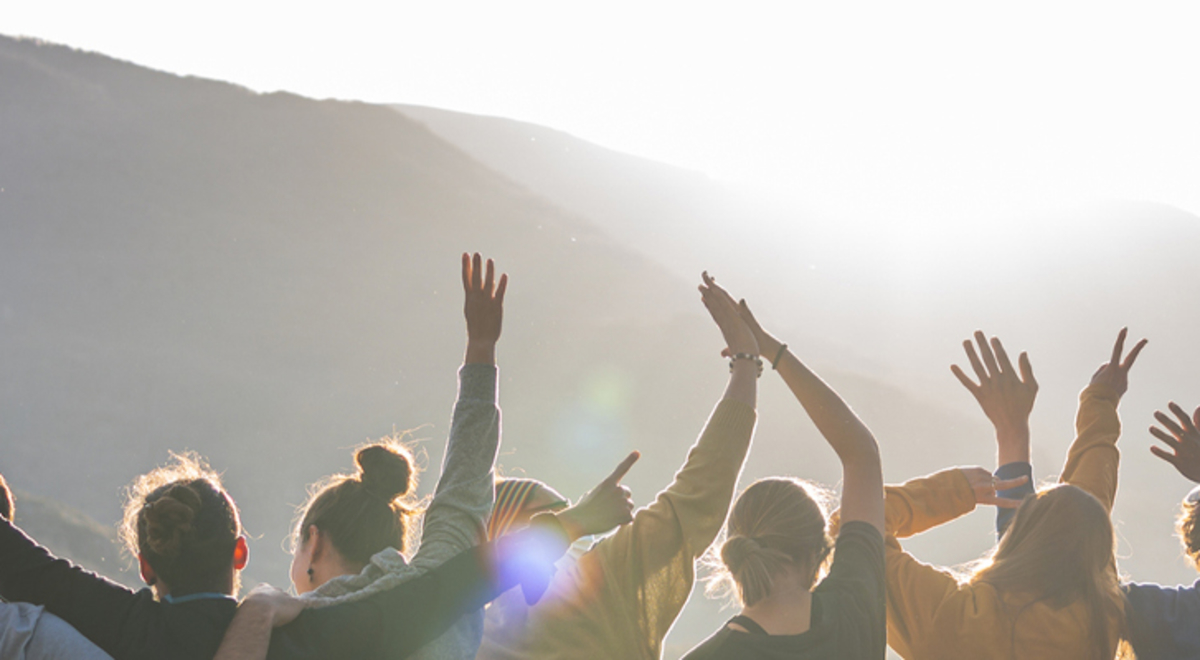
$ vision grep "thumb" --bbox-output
[605,451,641,485]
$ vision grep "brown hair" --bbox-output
[292,440,420,568]
[1179,497,1200,571]
[0,474,13,521]
[971,484,1127,659]
[119,452,242,596]
[707,478,833,607]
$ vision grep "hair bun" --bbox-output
[721,535,763,572]
[356,444,413,501]
[144,484,201,558]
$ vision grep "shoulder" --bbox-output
[681,626,737,660]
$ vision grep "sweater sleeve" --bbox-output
[0,518,150,658]
[267,516,570,660]
[882,468,977,539]
[410,363,499,571]
[875,470,980,659]
[590,398,756,652]
[1058,384,1122,512]
[994,462,1035,539]
[1124,580,1200,660]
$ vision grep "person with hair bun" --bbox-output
[0,452,249,660]
[286,440,420,593]
[212,253,639,660]
[682,290,887,660]
[1123,401,1200,659]
[0,474,113,659]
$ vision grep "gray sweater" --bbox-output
[302,363,500,660]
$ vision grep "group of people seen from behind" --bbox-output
[2,252,1199,659]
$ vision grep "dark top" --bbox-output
[1125,578,1200,660]
[0,517,236,660]
[994,461,1035,539]
[0,513,569,660]
[264,514,568,660]
[681,521,886,660]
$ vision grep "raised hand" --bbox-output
[462,252,508,364]
[1088,327,1147,397]
[950,332,1038,464]
[959,467,1030,508]
[555,451,639,540]
[699,272,759,359]
[1150,403,1200,483]
[734,299,784,365]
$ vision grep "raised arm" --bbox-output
[736,298,884,533]
[216,464,636,660]
[1059,328,1146,512]
[580,273,758,652]
[407,253,507,570]
[950,332,1039,537]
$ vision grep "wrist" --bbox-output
[551,509,585,542]
[464,341,496,365]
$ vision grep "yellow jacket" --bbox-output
[476,399,757,660]
[884,384,1123,660]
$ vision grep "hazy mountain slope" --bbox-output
[395,105,1200,601]
[11,490,140,589]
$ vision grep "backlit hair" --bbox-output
[707,477,833,607]
[971,484,1128,659]
[0,474,13,521]
[292,438,421,567]
[119,452,242,596]
[1179,494,1200,571]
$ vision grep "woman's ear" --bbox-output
[307,525,325,563]
[138,554,157,587]
[232,536,249,571]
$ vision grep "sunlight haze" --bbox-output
[6,0,1199,225]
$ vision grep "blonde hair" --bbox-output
[1178,496,1200,571]
[119,452,242,596]
[971,484,1128,659]
[706,477,833,607]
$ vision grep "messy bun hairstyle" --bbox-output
[293,439,421,568]
[707,478,832,607]
[119,452,242,596]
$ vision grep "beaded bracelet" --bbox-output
[729,353,763,377]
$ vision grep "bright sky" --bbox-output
[6,1,1200,223]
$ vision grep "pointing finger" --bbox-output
[461,253,471,291]
[606,451,641,484]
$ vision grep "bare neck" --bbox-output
[734,578,814,636]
